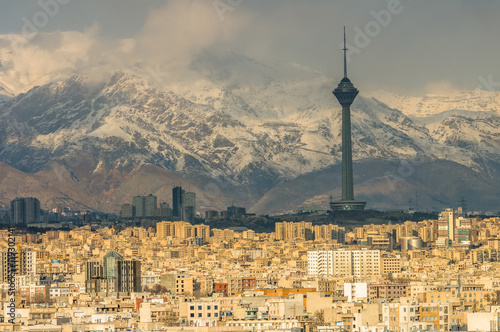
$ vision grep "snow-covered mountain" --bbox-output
[1,51,500,213]
[369,90,500,117]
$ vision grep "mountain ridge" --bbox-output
[0,52,500,213]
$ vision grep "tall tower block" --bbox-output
[330,27,366,211]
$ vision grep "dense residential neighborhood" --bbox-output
[2,209,500,331]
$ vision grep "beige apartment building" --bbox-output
[179,300,221,327]
[381,255,402,275]
[157,221,210,243]
[275,221,313,241]
[368,283,407,302]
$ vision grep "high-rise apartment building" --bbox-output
[352,249,381,278]
[157,221,175,238]
[0,248,37,282]
[172,186,184,218]
[10,197,41,225]
[171,187,196,221]
[85,251,141,295]
[454,216,472,245]
[194,224,210,243]
[437,208,455,246]
[174,221,194,239]
[132,194,158,218]
[182,192,196,222]
[144,194,157,217]
[133,196,145,218]
[438,208,455,241]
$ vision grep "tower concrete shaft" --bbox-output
[341,104,354,200]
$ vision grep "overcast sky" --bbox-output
[1,0,499,95]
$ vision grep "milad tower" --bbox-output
[330,27,366,211]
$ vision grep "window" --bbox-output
[198,313,202,317]
[190,306,194,310]
[190,313,194,317]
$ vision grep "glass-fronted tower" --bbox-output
[330,27,366,211]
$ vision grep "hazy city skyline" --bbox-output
[2,3,500,331]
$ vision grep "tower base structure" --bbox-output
[330,200,366,211]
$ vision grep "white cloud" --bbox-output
[0,0,253,95]
[0,0,500,95]
[134,0,249,65]
[0,28,98,95]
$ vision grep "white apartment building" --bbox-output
[307,249,380,278]
[344,282,368,302]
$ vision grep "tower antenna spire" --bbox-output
[343,26,348,78]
